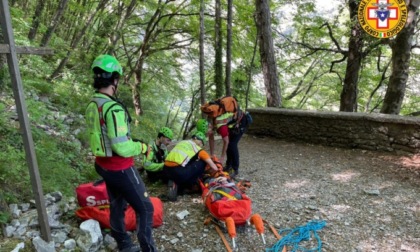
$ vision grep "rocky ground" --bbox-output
[4,134,419,252]
[143,134,420,252]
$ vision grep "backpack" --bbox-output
[86,97,132,157]
[201,96,239,118]
[228,109,253,135]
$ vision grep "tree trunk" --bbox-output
[21,0,31,18]
[182,90,199,140]
[340,0,363,112]
[125,0,192,117]
[49,0,108,80]
[107,0,137,55]
[128,6,162,117]
[255,0,281,107]
[166,97,177,127]
[131,59,146,119]
[224,0,232,96]
[28,0,46,41]
[199,0,206,106]
[285,59,319,101]
[40,0,69,47]
[214,0,223,98]
[380,0,420,114]
[0,32,5,91]
[245,35,258,110]
[365,60,390,112]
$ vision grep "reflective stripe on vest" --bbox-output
[90,97,114,157]
[215,112,234,129]
[111,135,130,145]
[165,140,201,167]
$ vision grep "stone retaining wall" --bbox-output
[246,108,420,154]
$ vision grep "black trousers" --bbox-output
[95,164,157,252]
[163,159,206,187]
[226,129,244,172]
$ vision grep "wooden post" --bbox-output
[0,0,53,242]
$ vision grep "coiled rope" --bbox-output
[266,220,326,252]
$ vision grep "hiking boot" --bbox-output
[181,184,201,195]
[230,170,239,180]
[223,166,232,172]
[167,180,178,202]
[158,194,170,202]
[120,245,140,252]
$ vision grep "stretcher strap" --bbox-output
[213,189,238,201]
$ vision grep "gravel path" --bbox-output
[145,134,420,252]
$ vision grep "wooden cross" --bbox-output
[0,0,54,242]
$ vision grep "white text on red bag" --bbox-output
[76,180,109,207]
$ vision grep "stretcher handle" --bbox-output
[262,219,286,252]
[225,217,236,238]
[215,224,233,252]
[251,214,266,244]
[204,217,233,252]
[250,214,264,234]
[262,219,281,240]
[225,217,237,249]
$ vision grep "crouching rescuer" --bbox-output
[163,132,220,202]
[85,54,157,252]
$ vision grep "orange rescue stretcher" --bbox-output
[200,157,285,252]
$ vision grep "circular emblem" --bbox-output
[358,0,407,38]
[144,192,148,197]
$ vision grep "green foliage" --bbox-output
[0,143,26,180]
[0,98,96,201]
[0,239,32,252]
[0,211,10,225]
[25,78,54,96]
[0,120,30,201]
[34,132,95,195]
[1,0,420,212]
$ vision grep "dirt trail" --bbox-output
[146,134,420,252]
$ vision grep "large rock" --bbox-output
[76,219,103,252]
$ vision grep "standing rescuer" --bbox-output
[85,54,157,252]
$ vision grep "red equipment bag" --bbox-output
[76,180,109,207]
[75,197,164,229]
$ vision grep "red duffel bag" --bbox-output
[75,197,164,229]
[75,180,164,229]
[76,180,109,207]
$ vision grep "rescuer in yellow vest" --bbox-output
[163,131,219,201]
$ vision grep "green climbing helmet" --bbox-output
[196,119,208,134]
[193,131,207,144]
[159,127,173,140]
[91,54,123,76]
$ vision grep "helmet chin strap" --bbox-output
[111,79,119,97]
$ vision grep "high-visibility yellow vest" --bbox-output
[215,112,234,129]
[86,95,114,156]
[85,93,133,157]
[165,140,201,167]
